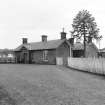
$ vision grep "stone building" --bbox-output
[14,31,72,64]
[14,30,99,64]
[72,41,98,58]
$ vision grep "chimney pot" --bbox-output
[42,35,47,42]
[60,28,66,40]
[22,38,28,44]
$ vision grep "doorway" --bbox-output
[22,52,29,63]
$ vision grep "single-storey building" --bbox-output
[14,30,99,64]
[14,31,73,64]
[72,41,98,58]
[98,48,105,57]
[0,49,15,63]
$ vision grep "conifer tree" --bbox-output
[71,10,102,57]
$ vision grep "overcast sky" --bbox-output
[0,0,105,49]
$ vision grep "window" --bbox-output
[31,53,34,62]
[43,50,48,61]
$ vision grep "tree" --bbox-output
[71,10,102,57]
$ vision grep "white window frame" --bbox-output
[43,50,48,61]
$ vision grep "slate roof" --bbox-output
[99,48,105,52]
[15,39,67,51]
[73,42,84,50]
[73,42,98,51]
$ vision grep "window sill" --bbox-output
[43,60,48,62]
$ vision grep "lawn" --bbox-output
[0,64,105,105]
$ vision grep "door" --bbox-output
[21,52,29,64]
[23,53,28,63]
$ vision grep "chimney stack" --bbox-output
[60,28,66,40]
[68,38,74,45]
[42,35,47,42]
[22,38,28,44]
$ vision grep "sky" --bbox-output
[0,0,105,49]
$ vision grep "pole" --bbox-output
[83,22,86,57]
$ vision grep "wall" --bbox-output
[31,50,43,63]
[100,52,105,57]
[47,49,56,64]
[86,44,98,58]
[15,51,21,63]
[56,42,70,57]
[15,51,30,63]
[56,42,70,65]
[31,49,56,64]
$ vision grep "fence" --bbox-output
[0,57,15,63]
[56,57,105,75]
[68,58,105,75]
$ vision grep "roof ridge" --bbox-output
[28,39,63,44]
[14,39,66,51]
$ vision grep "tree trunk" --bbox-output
[83,22,86,57]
